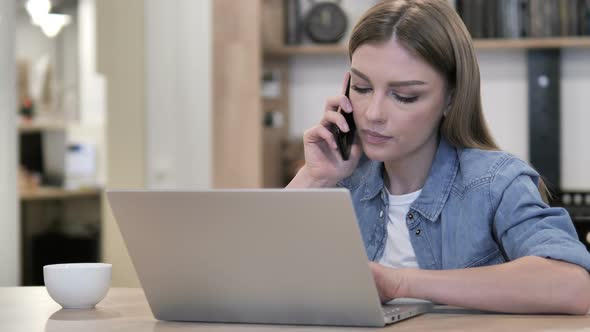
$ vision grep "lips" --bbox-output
[361,129,392,145]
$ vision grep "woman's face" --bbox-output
[350,37,448,162]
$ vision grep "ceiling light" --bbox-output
[25,0,51,26]
[39,13,71,38]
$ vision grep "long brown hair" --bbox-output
[349,0,550,201]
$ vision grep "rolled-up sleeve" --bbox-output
[491,158,590,271]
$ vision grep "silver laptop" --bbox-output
[107,189,432,327]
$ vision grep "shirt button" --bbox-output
[415,229,422,235]
[407,213,414,220]
[379,210,384,218]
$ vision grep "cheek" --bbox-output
[351,96,370,123]
[403,106,441,124]
[393,103,444,136]
[350,94,369,113]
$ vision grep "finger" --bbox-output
[341,71,351,95]
[324,95,352,113]
[319,111,349,133]
[304,125,339,150]
[341,72,353,113]
[324,96,341,112]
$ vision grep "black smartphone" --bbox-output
[330,76,356,160]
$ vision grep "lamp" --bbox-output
[25,0,71,38]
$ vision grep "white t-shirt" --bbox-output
[378,188,422,269]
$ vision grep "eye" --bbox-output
[351,85,372,94]
[391,92,419,104]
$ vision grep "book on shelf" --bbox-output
[284,0,302,45]
[483,0,497,39]
[456,0,590,39]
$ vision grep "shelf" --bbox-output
[573,216,590,223]
[18,121,67,133]
[265,44,347,56]
[19,187,102,201]
[474,37,590,50]
[264,37,590,56]
[263,98,283,111]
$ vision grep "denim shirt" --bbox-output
[338,137,590,271]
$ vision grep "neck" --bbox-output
[383,134,439,195]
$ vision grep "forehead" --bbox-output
[351,37,441,83]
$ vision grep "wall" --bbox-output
[54,5,78,121]
[561,49,590,191]
[0,0,19,285]
[477,51,528,161]
[288,50,590,190]
[72,0,106,187]
[98,0,213,287]
[96,0,145,287]
[16,6,78,119]
[15,10,54,63]
[145,0,212,190]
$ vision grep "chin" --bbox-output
[362,142,403,162]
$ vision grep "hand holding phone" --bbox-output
[329,75,356,160]
[287,73,360,188]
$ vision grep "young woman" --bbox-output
[287,0,590,314]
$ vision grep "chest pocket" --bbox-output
[465,248,506,268]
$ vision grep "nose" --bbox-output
[364,94,387,123]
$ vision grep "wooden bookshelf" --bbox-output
[19,187,101,201]
[265,37,590,56]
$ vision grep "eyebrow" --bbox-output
[350,68,426,87]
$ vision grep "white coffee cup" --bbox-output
[44,263,112,309]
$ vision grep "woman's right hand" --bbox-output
[288,73,362,188]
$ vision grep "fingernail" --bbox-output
[342,123,349,132]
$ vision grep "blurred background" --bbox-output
[0,0,589,287]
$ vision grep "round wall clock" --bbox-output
[304,0,348,44]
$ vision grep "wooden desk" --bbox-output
[1,287,589,332]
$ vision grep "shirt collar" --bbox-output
[360,136,459,222]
